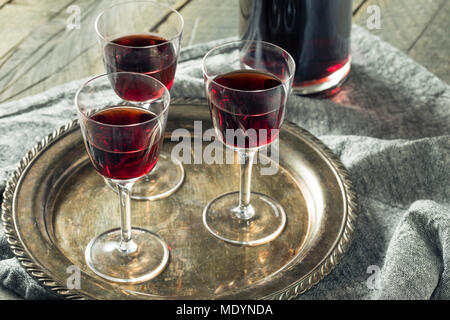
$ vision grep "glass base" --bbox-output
[293,57,351,96]
[106,152,184,201]
[203,191,286,246]
[85,227,169,283]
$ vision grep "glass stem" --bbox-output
[115,180,137,253]
[235,150,256,220]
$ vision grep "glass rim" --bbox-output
[201,40,296,94]
[94,0,184,49]
[75,72,171,128]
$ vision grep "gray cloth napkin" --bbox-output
[0,25,449,300]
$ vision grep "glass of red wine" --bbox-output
[202,40,295,246]
[76,72,170,283]
[95,1,184,200]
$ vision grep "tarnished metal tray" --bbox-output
[1,99,356,300]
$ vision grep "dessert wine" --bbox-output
[208,70,285,149]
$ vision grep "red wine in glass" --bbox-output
[86,106,162,180]
[104,34,177,92]
[208,70,285,149]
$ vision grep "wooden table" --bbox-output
[0,0,448,105]
[0,0,448,300]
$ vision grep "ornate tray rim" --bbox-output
[1,97,357,300]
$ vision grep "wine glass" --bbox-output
[76,72,170,283]
[95,0,184,200]
[202,40,295,246]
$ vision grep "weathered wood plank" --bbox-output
[0,0,101,103]
[408,0,450,83]
[353,0,446,52]
[0,0,11,9]
[352,0,367,13]
[0,5,47,59]
[14,0,78,16]
[0,0,78,61]
[0,0,190,103]
[15,0,190,101]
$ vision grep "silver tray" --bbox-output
[1,98,357,300]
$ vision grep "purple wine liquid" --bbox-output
[104,34,177,91]
[86,106,162,180]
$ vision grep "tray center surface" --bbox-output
[50,140,310,298]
